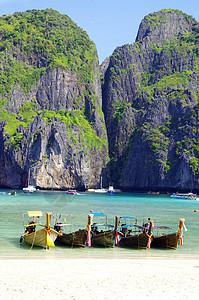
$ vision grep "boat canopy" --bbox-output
[121,224,139,228]
[121,224,173,230]
[120,216,136,220]
[54,223,82,227]
[91,223,114,228]
[149,225,172,230]
[27,211,43,217]
[24,223,44,227]
[90,212,105,217]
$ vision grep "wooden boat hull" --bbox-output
[151,233,178,249]
[91,230,121,247]
[24,228,58,248]
[119,233,150,249]
[55,229,87,247]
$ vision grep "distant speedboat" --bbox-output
[148,191,160,195]
[107,186,115,194]
[65,190,77,195]
[170,192,197,200]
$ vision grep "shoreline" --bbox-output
[1,258,199,299]
[1,187,199,194]
[0,255,199,260]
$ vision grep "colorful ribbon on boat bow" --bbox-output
[45,228,55,248]
[146,220,154,249]
[115,229,120,247]
[177,218,187,246]
[86,214,93,247]
[147,232,153,249]
[86,226,91,247]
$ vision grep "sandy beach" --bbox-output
[0,258,199,300]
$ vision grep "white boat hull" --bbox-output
[23,185,36,193]
[94,189,107,193]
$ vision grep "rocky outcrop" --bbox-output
[99,56,110,79]
[0,65,108,189]
[136,9,194,45]
[2,8,199,192]
[102,9,199,191]
[0,9,108,189]
[0,70,108,189]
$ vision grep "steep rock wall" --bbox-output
[102,9,199,191]
[0,9,108,189]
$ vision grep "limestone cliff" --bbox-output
[102,9,199,191]
[0,9,108,189]
[2,8,199,192]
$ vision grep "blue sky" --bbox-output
[0,0,199,63]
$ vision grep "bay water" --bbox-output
[0,189,198,259]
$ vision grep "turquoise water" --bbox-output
[0,189,198,259]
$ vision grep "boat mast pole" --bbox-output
[45,212,55,249]
[46,212,52,230]
[114,216,120,247]
[115,216,120,231]
[147,220,153,249]
[148,220,153,235]
[28,169,30,186]
[86,214,92,247]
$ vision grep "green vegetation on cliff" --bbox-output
[0,8,97,95]
[0,100,107,153]
[143,9,196,29]
[0,9,107,153]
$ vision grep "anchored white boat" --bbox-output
[23,169,36,193]
[107,186,115,194]
[94,176,107,193]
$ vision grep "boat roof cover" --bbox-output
[27,211,43,217]
[120,216,136,220]
[90,212,105,217]
[91,223,114,227]
[122,224,138,228]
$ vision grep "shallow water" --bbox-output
[0,189,198,259]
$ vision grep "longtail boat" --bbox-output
[55,228,87,247]
[119,217,153,249]
[150,218,186,249]
[86,212,122,247]
[54,214,87,248]
[20,211,58,249]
